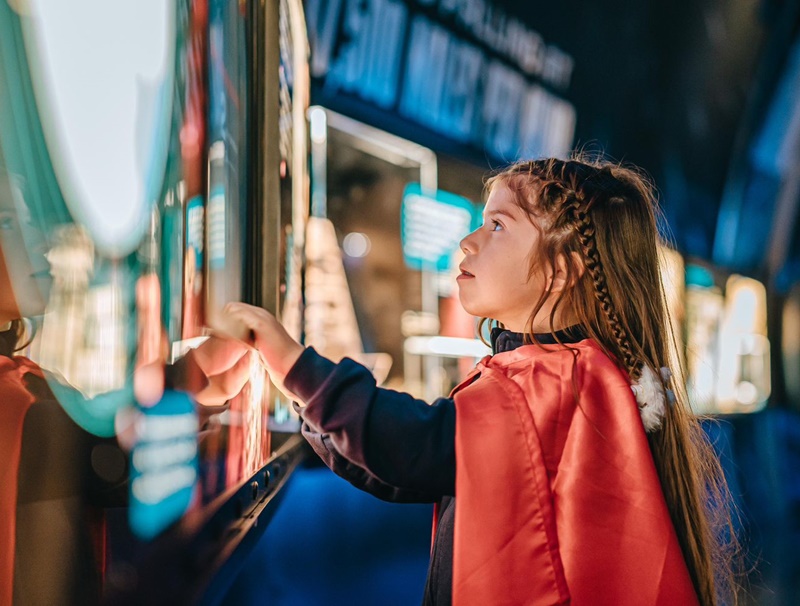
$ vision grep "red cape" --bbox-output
[0,357,43,606]
[450,339,699,606]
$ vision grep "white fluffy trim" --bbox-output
[631,365,667,433]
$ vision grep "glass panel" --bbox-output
[316,117,425,390]
[0,0,287,600]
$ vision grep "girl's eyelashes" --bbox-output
[479,217,504,231]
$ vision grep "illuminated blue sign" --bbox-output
[306,0,576,161]
[129,390,198,540]
[401,183,478,271]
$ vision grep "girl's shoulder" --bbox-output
[480,338,630,392]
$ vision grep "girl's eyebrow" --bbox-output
[483,208,517,222]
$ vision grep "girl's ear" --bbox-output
[551,251,585,293]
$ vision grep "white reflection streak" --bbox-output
[23,0,173,255]
[244,353,266,475]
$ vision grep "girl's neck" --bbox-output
[522,313,582,336]
[491,325,587,355]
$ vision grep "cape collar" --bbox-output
[490,326,587,355]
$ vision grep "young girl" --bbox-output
[225,156,737,606]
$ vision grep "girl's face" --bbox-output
[0,186,51,322]
[457,184,549,332]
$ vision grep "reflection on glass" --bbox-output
[715,275,770,412]
[21,0,175,257]
[0,168,52,319]
[272,0,308,428]
[225,352,269,488]
[658,246,686,388]
[133,210,166,407]
[205,0,247,338]
[40,225,132,397]
[312,116,434,392]
[684,265,771,414]
[685,265,724,414]
[129,390,199,540]
[2,0,306,590]
[28,225,134,436]
[180,0,208,339]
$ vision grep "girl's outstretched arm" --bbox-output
[222,302,456,496]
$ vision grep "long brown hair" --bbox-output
[485,155,739,606]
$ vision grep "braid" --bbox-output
[566,196,642,380]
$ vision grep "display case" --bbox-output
[0,0,310,602]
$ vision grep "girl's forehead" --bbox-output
[486,182,514,206]
[485,183,530,216]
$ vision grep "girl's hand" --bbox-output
[223,302,305,396]
[190,336,252,407]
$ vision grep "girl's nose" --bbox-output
[460,229,477,254]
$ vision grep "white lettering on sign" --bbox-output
[187,203,204,252]
[440,36,484,142]
[208,189,226,268]
[136,412,197,441]
[516,28,546,77]
[400,17,487,144]
[133,438,197,472]
[435,0,573,88]
[404,194,472,265]
[306,2,577,158]
[132,466,197,504]
[542,96,576,159]
[482,60,527,160]
[306,0,345,78]
[325,0,408,109]
[400,17,450,132]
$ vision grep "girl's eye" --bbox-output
[491,220,503,231]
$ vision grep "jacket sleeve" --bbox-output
[300,423,441,503]
[284,347,456,496]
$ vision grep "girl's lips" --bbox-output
[457,269,474,280]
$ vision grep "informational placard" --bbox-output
[401,183,477,272]
[129,390,198,540]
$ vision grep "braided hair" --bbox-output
[567,194,640,379]
[485,155,740,606]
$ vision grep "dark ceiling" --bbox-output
[308,0,800,281]
[494,0,772,261]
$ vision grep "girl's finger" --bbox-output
[194,351,253,406]
[224,301,264,317]
[224,302,269,329]
[192,335,249,375]
[225,304,285,341]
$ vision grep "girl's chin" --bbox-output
[456,296,478,318]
